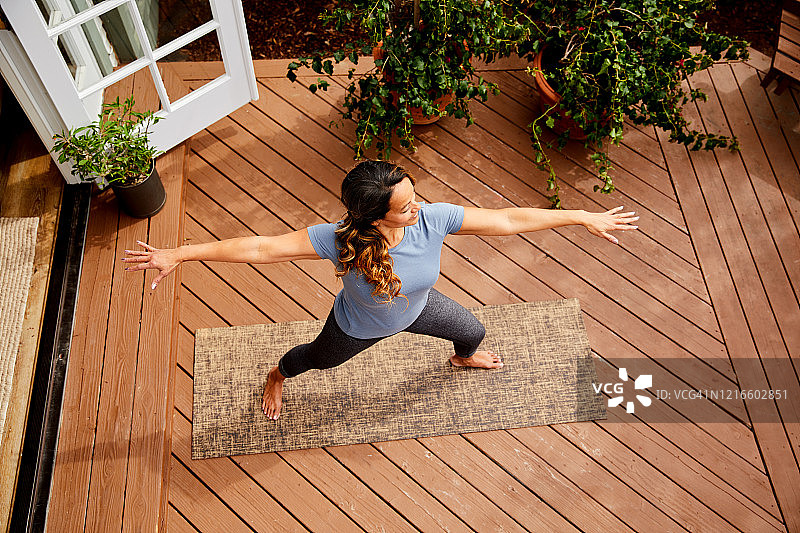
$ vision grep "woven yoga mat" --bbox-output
[192,298,604,459]
[0,217,39,448]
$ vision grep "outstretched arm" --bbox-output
[456,206,639,244]
[122,229,320,289]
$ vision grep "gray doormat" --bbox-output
[192,298,605,459]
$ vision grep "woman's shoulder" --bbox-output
[420,202,465,235]
[307,220,342,238]
[306,221,343,261]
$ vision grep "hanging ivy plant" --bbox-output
[287,0,528,159]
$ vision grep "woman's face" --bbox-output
[376,177,421,228]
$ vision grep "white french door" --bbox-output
[1,0,258,184]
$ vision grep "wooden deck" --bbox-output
[46,51,800,532]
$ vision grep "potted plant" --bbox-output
[52,96,166,218]
[516,0,749,207]
[287,0,527,159]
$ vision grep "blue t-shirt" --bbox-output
[307,202,465,339]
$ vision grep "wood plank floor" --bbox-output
[46,50,800,532]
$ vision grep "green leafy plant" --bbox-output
[517,0,749,207]
[287,0,528,159]
[52,96,163,186]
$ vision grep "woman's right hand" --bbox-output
[122,240,182,290]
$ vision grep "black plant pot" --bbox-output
[110,160,166,218]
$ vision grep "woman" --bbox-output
[123,160,638,420]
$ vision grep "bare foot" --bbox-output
[262,366,285,420]
[449,350,503,369]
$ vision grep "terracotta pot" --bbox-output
[532,48,588,141]
[408,91,455,125]
[373,44,454,125]
[109,159,166,218]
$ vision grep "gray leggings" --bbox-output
[278,289,486,378]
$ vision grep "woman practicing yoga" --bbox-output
[123,160,638,419]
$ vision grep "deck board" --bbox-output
[185,156,340,296]
[434,104,704,302]
[486,427,681,531]
[168,456,254,533]
[701,65,800,365]
[760,82,800,234]
[461,79,707,297]
[185,189,333,317]
[42,55,800,532]
[185,216,316,321]
[122,140,185,533]
[167,505,199,533]
[596,410,784,530]
[729,62,800,314]
[415,122,721,340]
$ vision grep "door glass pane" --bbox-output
[83,63,162,117]
[56,4,144,91]
[140,0,213,50]
[157,28,222,103]
[37,0,107,29]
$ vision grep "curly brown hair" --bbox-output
[334,160,415,307]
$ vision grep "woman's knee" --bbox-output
[476,319,486,340]
[456,318,485,354]
[469,319,486,346]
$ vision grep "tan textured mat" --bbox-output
[0,217,39,448]
[192,298,604,458]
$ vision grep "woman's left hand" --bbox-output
[582,206,639,244]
